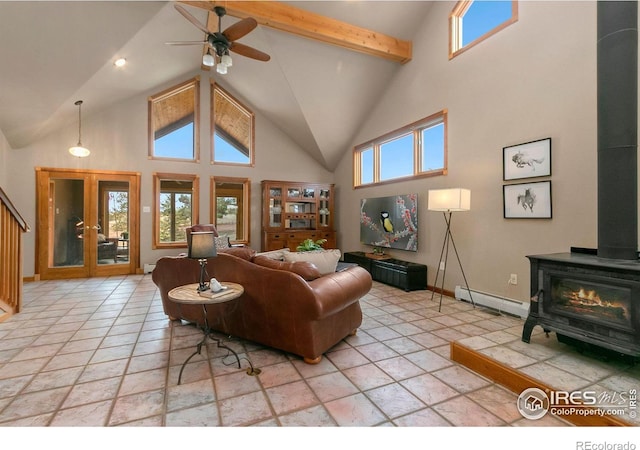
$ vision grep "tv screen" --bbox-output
[360,193,418,251]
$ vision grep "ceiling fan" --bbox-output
[168,4,270,74]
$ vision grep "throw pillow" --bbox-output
[254,248,290,261]
[283,249,341,276]
[253,256,321,281]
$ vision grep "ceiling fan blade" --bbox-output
[174,4,210,35]
[223,17,258,42]
[165,41,208,46]
[230,42,271,62]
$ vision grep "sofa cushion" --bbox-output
[254,248,290,261]
[253,255,322,281]
[283,249,341,276]
[218,247,256,261]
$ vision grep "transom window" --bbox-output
[450,1,518,59]
[148,77,200,161]
[211,82,255,166]
[353,110,447,188]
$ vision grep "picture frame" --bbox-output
[503,137,551,181]
[503,181,552,219]
[360,193,418,251]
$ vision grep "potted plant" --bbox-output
[296,238,327,252]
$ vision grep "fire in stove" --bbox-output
[551,279,630,328]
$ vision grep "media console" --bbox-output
[343,251,427,292]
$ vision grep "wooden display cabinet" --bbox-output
[262,180,335,251]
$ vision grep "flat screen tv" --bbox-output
[360,193,418,251]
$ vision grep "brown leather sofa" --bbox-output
[152,246,373,364]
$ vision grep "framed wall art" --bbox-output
[360,193,418,251]
[503,137,551,181]
[503,181,552,219]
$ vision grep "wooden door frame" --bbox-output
[35,167,141,279]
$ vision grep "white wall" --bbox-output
[335,1,598,303]
[6,70,333,277]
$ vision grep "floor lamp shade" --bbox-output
[428,188,471,212]
[188,231,217,259]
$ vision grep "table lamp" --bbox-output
[188,231,217,292]
[428,188,474,311]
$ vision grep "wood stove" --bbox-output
[522,1,639,358]
[522,250,640,357]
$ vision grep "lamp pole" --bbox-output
[430,210,475,312]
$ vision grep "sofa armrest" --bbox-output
[307,266,372,318]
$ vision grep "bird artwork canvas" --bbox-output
[360,194,418,251]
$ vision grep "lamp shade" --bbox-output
[69,145,90,157]
[428,188,471,212]
[202,53,215,67]
[188,231,217,259]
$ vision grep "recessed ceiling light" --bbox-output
[114,58,127,67]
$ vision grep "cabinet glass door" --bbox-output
[319,188,331,228]
[268,187,282,228]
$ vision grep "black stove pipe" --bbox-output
[597,0,638,260]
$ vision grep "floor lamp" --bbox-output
[428,188,475,312]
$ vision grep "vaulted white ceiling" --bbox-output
[0,1,434,170]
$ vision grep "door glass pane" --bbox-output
[97,180,129,265]
[51,178,84,267]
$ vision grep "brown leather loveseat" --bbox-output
[152,247,372,364]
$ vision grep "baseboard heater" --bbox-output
[143,263,156,274]
[455,286,529,319]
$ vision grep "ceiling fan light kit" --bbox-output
[170,4,270,75]
[202,51,215,67]
[68,100,90,158]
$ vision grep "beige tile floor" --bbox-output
[0,275,638,438]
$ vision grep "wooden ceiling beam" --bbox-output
[180,0,412,64]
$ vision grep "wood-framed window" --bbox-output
[211,81,255,166]
[211,176,251,245]
[449,1,518,59]
[148,77,200,161]
[153,173,199,249]
[353,110,448,188]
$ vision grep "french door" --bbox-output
[36,168,140,279]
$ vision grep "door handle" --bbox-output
[92,225,101,230]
